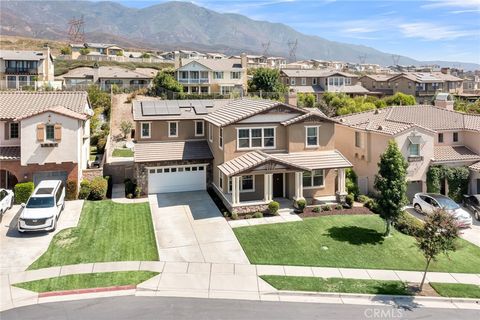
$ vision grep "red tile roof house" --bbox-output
[132,98,352,213]
[334,94,480,199]
[0,92,93,189]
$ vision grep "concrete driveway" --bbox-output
[0,201,83,274]
[149,191,249,264]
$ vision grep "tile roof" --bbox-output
[0,50,48,61]
[134,140,213,163]
[0,91,91,120]
[58,66,158,80]
[289,85,323,93]
[281,110,333,126]
[390,72,462,83]
[0,147,20,160]
[469,161,480,172]
[180,59,243,71]
[330,84,370,94]
[433,146,480,163]
[361,74,396,81]
[281,69,356,78]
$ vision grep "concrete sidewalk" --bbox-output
[228,209,302,228]
[111,184,149,204]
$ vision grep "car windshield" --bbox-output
[26,196,55,209]
[435,197,460,210]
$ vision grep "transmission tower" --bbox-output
[287,39,298,62]
[261,41,270,56]
[68,15,85,43]
[392,54,401,66]
[357,54,367,64]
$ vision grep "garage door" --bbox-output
[33,171,68,186]
[148,164,207,194]
[407,181,423,203]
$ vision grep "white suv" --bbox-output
[18,180,65,232]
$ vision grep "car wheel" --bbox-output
[51,217,58,232]
[414,204,423,214]
[475,211,479,221]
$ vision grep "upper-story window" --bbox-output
[141,122,151,138]
[9,123,19,139]
[409,143,420,156]
[213,72,224,79]
[438,133,444,143]
[305,126,319,147]
[290,78,296,85]
[312,78,317,85]
[355,131,362,148]
[453,132,459,142]
[195,120,204,136]
[208,123,213,142]
[345,78,351,85]
[179,71,188,79]
[45,124,55,141]
[301,77,306,85]
[231,72,241,79]
[168,121,178,137]
[328,77,346,86]
[219,128,224,149]
[237,127,275,150]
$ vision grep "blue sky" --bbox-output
[117,0,480,63]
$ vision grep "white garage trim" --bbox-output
[147,163,208,194]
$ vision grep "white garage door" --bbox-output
[148,164,207,194]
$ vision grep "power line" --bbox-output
[287,39,298,62]
[67,15,85,43]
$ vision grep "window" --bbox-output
[228,175,255,192]
[301,77,306,85]
[218,169,223,189]
[290,78,296,85]
[141,122,150,138]
[9,123,19,139]
[237,127,276,149]
[208,123,213,142]
[345,78,351,85]
[438,133,444,143]
[305,126,319,147]
[168,122,178,137]
[221,86,233,94]
[219,128,223,149]
[213,72,224,79]
[312,78,317,85]
[45,124,55,141]
[409,143,420,156]
[195,121,204,136]
[303,170,324,188]
[453,132,458,142]
[231,71,241,79]
[355,131,362,148]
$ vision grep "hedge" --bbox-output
[88,177,108,200]
[65,180,78,200]
[14,182,34,204]
[394,211,423,237]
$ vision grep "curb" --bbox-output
[38,285,136,298]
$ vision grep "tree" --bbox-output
[417,209,459,291]
[150,71,183,96]
[120,121,133,139]
[140,52,151,59]
[60,46,72,55]
[79,48,90,56]
[345,168,360,199]
[248,68,286,95]
[297,93,315,108]
[384,92,416,106]
[374,140,408,236]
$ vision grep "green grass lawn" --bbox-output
[430,283,480,299]
[14,271,158,293]
[29,201,158,270]
[234,215,480,273]
[112,148,134,157]
[89,146,97,161]
[261,275,411,295]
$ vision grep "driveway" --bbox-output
[405,206,480,247]
[0,201,83,274]
[149,191,249,264]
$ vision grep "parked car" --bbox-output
[18,180,65,232]
[0,188,14,218]
[463,194,480,221]
[412,193,472,227]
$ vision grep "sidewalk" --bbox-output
[111,184,149,204]
[229,209,302,228]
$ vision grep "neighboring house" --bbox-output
[0,92,93,190]
[132,98,351,213]
[280,69,371,100]
[160,50,206,61]
[58,66,158,90]
[335,94,480,199]
[0,49,55,89]
[70,43,124,59]
[358,74,397,95]
[175,57,248,95]
[463,75,480,94]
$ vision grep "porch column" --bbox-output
[294,172,304,200]
[232,176,240,205]
[336,168,347,203]
[264,173,273,202]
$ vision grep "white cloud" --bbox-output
[399,22,477,40]
[421,0,480,9]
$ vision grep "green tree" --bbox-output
[120,121,133,139]
[454,98,480,114]
[417,209,459,291]
[345,168,360,199]
[60,46,72,55]
[150,71,183,96]
[79,48,90,56]
[384,92,416,106]
[297,93,316,108]
[116,51,124,57]
[140,52,151,59]
[374,140,408,236]
[248,68,286,94]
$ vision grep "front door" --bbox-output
[272,173,283,198]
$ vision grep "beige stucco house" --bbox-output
[132,98,351,213]
[335,96,480,199]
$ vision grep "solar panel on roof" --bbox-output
[165,100,179,108]
[142,101,157,116]
[154,103,169,115]
[194,105,208,115]
[166,105,181,115]
[178,100,193,107]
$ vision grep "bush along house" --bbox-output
[0,91,93,190]
[132,96,352,213]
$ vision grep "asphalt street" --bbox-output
[2,296,479,320]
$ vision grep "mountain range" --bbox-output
[1,0,478,70]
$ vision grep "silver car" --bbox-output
[412,193,472,227]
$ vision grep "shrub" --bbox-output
[96,137,107,154]
[126,193,133,199]
[88,177,108,200]
[335,204,343,210]
[345,168,360,199]
[245,214,253,219]
[78,180,91,200]
[295,199,306,212]
[135,186,142,198]
[253,211,263,218]
[14,182,34,204]
[231,212,238,220]
[90,134,100,146]
[395,211,424,237]
[345,193,354,207]
[268,201,280,215]
[124,178,136,197]
[358,195,371,203]
[322,204,332,211]
[313,206,321,213]
[65,180,78,200]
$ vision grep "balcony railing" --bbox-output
[178,78,209,84]
[5,68,38,75]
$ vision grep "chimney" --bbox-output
[434,93,454,111]
[174,54,181,69]
[42,45,52,81]
[285,88,297,107]
[240,53,247,69]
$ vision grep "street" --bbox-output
[1,296,479,320]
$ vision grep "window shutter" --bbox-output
[54,123,62,141]
[4,122,9,140]
[37,124,45,142]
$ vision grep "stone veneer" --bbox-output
[231,204,269,214]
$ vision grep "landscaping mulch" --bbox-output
[298,206,373,218]
[408,283,440,297]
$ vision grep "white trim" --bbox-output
[219,127,224,150]
[228,174,256,193]
[282,172,286,198]
[194,120,205,137]
[290,78,296,85]
[9,122,19,139]
[218,168,223,190]
[236,127,276,150]
[301,77,306,85]
[355,131,362,148]
[140,122,151,139]
[45,123,55,141]
[305,125,319,148]
[302,169,325,189]
[168,121,179,138]
[146,163,209,170]
[208,123,213,142]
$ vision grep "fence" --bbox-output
[57,55,174,65]
[0,80,63,91]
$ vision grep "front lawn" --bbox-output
[14,271,158,293]
[112,148,134,157]
[234,215,480,273]
[29,201,158,270]
[430,283,480,299]
[261,275,411,295]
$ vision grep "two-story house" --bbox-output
[335,94,480,199]
[0,49,54,89]
[132,98,351,213]
[280,69,370,100]
[175,57,247,95]
[70,43,124,59]
[0,92,92,190]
